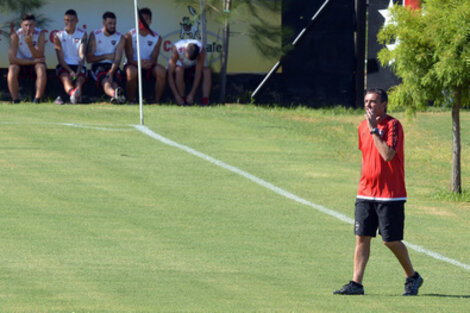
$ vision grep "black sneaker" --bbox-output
[333,281,364,295]
[33,97,40,104]
[403,272,423,296]
[13,99,21,104]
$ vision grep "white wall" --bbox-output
[0,0,280,73]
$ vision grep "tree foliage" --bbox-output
[377,0,470,113]
[0,0,50,37]
[378,0,470,112]
[378,0,469,193]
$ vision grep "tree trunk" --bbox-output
[451,88,462,193]
[219,0,231,104]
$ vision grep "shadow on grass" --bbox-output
[422,294,470,299]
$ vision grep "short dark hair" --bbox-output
[65,9,77,17]
[102,11,116,20]
[186,43,200,61]
[22,13,36,21]
[365,88,388,104]
[139,8,152,19]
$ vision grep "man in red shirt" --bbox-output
[334,88,423,296]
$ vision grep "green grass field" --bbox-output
[0,103,469,313]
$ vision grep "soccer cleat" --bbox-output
[69,87,78,104]
[114,87,126,104]
[333,281,364,295]
[13,99,21,104]
[403,272,423,296]
[33,97,40,104]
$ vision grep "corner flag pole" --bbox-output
[133,0,144,125]
[250,0,331,100]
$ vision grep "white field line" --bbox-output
[0,121,131,131]
[59,123,131,132]
[134,124,470,272]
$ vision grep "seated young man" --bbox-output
[54,9,87,104]
[87,11,126,104]
[124,8,165,104]
[7,13,47,103]
[168,39,211,106]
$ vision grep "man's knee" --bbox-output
[383,240,401,248]
[175,66,184,79]
[8,64,20,78]
[155,65,166,80]
[126,66,138,81]
[356,235,372,245]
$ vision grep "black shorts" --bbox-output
[183,66,196,81]
[55,64,87,81]
[354,199,405,242]
[19,65,36,79]
[124,63,155,81]
[91,63,122,88]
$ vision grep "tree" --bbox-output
[0,0,49,37]
[377,0,470,193]
[175,0,283,104]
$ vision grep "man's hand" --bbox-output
[24,33,34,46]
[186,94,194,105]
[141,60,154,70]
[105,70,115,80]
[365,107,379,130]
[34,57,46,64]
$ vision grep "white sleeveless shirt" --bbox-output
[16,27,42,60]
[173,39,203,69]
[56,28,86,65]
[93,29,122,64]
[129,28,160,61]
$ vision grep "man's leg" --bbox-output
[383,241,415,277]
[175,66,185,98]
[153,64,166,103]
[126,65,138,102]
[59,73,74,96]
[74,75,87,102]
[202,67,211,104]
[35,63,47,100]
[333,234,369,295]
[102,77,116,98]
[7,64,20,101]
[353,235,372,284]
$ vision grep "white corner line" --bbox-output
[133,124,470,271]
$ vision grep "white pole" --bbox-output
[133,0,144,125]
[200,0,207,55]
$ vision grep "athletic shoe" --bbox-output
[333,281,364,295]
[114,87,126,104]
[69,87,78,104]
[403,272,423,296]
[13,99,21,104]
[54,96,64,105]
[33,97,40,104]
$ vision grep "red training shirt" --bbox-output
[357,115,407,201]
